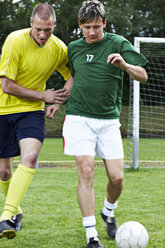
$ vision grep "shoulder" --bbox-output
[51,35,68,51]
[4,28,30,47]
[107,32,127,44]
[68,38,83,50]
[106,32,133,52]
[7,28,30,41]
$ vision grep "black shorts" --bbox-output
[0,111,45,158]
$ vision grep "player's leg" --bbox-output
[2,137,42,217]
[75,156,95,217]
[0,158,23,227]
[76,156,104,248]
[96,119,124,239]
[104,159,124,204]
[0,159,13,201]
[75,156,97,238]
[0,116,23,238]
[0,111,44,239]
[0,138,41,239]
[101,158,124,238]
[63,115,104,248]
[0,158,12,181]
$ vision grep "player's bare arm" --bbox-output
[0,76,66,103]
[55,76,74,102]
[46,76,74,119]
[63,75,74,97]
[107,53,148,83]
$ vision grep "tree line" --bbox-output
[0,0,164,104]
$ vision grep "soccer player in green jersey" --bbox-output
[0,3,72,239]
[46,1,148,247]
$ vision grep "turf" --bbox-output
[14,137,165,166]
[0,167,164,248]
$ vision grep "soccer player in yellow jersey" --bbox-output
[0,3,72,239]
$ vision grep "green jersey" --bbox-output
[66,32,148,119]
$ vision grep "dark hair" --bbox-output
[31,3,56,21]
[78,1,106,24]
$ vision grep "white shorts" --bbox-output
[62,115,124,160]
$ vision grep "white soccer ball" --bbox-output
[115,221,149,248]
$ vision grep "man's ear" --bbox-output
[103,18,107,28]
[78,22,82,29]
[30,17,33,27]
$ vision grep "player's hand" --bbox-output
[42,88,68,104]
[55,88,70,104]
[46,104,60,119]
[107,53,128,70]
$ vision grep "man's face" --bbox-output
[30,15,56,46]
[79,18,107,44]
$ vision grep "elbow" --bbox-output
[142,73,148,83]
[1,85,10,94]
[1,77,12,94]
[140,71,148,83]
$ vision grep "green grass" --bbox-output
[14,138,128,165]
[36,137,165,164]
[14,137,165,167]
[0,167,164,248]
[11,138,165,247]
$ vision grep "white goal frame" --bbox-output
[132,37,165,169]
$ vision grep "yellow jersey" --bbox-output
[0,28,70,114]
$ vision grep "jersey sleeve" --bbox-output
[120,38,148,68]
[55,40,71,81]
[0,34,20,80]
[67,43,75,77]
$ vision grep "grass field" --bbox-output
[4,138,165,247]
[37,138,165,167]
[0,167,164,248]
[14,138,128,165]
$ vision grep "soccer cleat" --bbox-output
[0,219,16,239]
[11,213,23,231]
[101,212,117,239]
[87,237,104,248]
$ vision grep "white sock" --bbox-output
[83,216,98,243]
[102,198,118,217]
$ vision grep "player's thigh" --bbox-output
[0,115,20,158]
[104,158,124,182]
[63,115,97,156]
[20,138,42,159]
[75,155,95,184]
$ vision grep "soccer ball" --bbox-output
[115,221,149,248]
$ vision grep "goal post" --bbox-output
[126,37,165,169]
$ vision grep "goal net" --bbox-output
[126,38,165,168]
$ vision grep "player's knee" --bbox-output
[110,174,123,186]
[0,167,12,181]
[79,163,94,183]
[22,151,38,167]
[28,152,38,165]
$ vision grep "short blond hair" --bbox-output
[31,3,56,21]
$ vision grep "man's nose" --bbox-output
[40,30,46,37]
[89,28,95,35]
